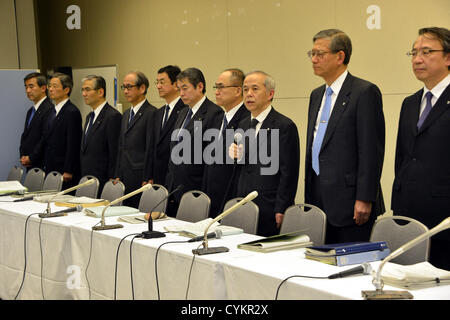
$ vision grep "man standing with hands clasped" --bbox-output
[304,29,386,244]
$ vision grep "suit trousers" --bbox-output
[310,171,373,244]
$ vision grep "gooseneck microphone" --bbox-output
[192,190,258,255]
[38,205,83,218]
[362,216,450,300]
[92,184,153,231]
[328,263,372,279]
[188,229,222,243]
[140,184,183,239]
[0,190,26,197]
[40,179,96,218]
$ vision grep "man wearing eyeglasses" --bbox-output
[114,71,156,208]
[392,27,450,270]
[305,29,386,244]
[80,75,122,192]
[202,68,250,218]
[143,65,187,187]
[31,72,82,190]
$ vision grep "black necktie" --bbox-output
[47,108,56,130]
[85,112,94,138]
[162,105,170,130]
[250,118,259,129]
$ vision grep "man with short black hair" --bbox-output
[144,65,187,187]
[165,67,223,216]
[20,72,53,171]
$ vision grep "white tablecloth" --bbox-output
[0,200,449,300]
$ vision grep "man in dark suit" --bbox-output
[202,68,250,218]
[165,67,224,216]
[20,72,53,171]
[304,29,386,244]
[392,27,450,270]
[144,65,186,187]
[229,71,300,236]
[80,75,122,192]
[114,71,156,208]
[31,72,82,190]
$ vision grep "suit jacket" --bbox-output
[115,100,156,201]
[144,98,187,186]
[202,103,250,218]
[166,97,224,203]
[80,103,122,189]
[392,84,450,240]
[237,107,300,236]
[32,99,82,188]
[305,72,386,227]
[20,97,53,169]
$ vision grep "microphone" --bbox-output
[328,263,372,279]
[13,195,35,202]
[40,179,95,218]
[234,132,243,144]
[0,190,26,197]
[188,229,222,243]
[140,184,183,239]
[38,205,83,218]
[192,190,258,255]
[362,216,450,300]
[92,184,153,231]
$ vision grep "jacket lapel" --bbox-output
[126,101,147,133]
[320,74,352,152]
[306,86,325,153]
[417,84,450,135]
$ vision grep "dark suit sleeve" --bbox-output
[355,84,385,202]
[63,107,82,174]
[274,120,300,214]
[106,112,122,179]
[143,111,156,182]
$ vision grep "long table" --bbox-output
[0,199,449,300]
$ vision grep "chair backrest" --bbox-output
[22,167,45,192]
[176,190,211,223]
[221,197,259,234]
[42,171,63,192]
[280,204,327,245]
[100,180,125,205]
[7,165,24,182]
[75,175,100,198]
[370,215,430,265]
[138,184,169,213]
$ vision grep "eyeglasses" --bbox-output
[213,85,240,91]
[406,48,445,57]
[120,84,138,91]
[81,87,95,93]
[307,50,332,59]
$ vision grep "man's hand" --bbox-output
[62,172,73,183]
[275,213,284,229]
[353,200,372,226]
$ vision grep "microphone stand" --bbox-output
[362,216,450,300]
[40,179,95,218]
[140,185,183,239]
[192,191,258,255]
[92,184,153,231]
